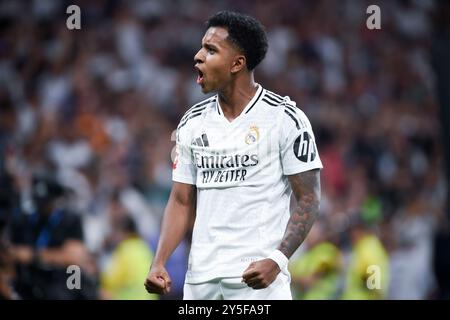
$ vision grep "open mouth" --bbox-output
[195,67,204,85]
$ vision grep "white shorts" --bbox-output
[183,273,292,300]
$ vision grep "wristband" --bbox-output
[267,250,288,270]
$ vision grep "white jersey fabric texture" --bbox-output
[172,84,323,284]
[183,273,292,300]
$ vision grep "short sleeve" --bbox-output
[47,212,84,247]
[172,126,197,185]
[280,103,323,175]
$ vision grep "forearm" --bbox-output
[39,248,68,266]
[278,169,321,259]
[153,184,196,267]
[39,240,88,267]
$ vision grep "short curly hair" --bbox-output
[206,11,268,71]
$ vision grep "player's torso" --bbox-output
[186,97,282,189]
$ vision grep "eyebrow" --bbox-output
[203,42,219,51]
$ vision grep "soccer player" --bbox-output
[145,11,322,300]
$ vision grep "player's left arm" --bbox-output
[242,169,321,289]
[279,169,321,258]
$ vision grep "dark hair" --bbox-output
[206,11,268,71]
[119,215,138,234]
[31,173,66,203]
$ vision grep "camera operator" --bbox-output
[9,173,98,299]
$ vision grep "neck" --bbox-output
[218,73,258,121]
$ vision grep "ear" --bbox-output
[230,55,246,74]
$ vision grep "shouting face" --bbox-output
[193,26,244,93]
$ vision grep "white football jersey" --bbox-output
[173,84,323,284]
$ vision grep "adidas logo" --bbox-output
[192,133,209,147]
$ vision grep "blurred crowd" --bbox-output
[0,0,448,299]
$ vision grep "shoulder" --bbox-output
[261,89,310,130]
[177,95,217,131]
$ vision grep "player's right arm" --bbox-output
[144,181,196,295]
[145,112,199,295]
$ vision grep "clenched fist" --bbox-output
[144,265,172,295]
[242,259,280,290]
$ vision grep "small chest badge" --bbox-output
[245,125,260,145]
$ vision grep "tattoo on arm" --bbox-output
[278,169,321,259]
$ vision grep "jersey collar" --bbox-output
[216,84,264,123]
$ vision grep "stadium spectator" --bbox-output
[289,221,343,300]
[341,215,390,300]
[100,214,158,300]
[8,173,98,299]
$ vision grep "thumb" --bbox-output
[244,262,256,272]
[157,276,167,288]
[242,262,257,278]
[160,276,172,294]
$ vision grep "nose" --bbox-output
[194,48,204,64]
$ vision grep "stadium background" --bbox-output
[0,0,449,299]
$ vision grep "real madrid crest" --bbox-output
[245,125,260,145]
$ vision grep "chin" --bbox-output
[200,85,212,94]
